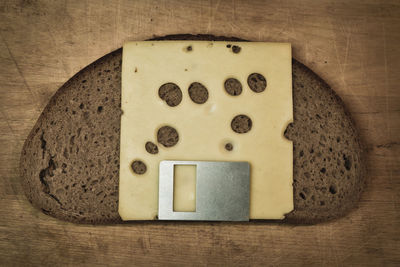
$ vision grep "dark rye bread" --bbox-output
[20,34,366,224]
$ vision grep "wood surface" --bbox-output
[0,0,399,266]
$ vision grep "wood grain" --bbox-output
[1,0,399,265]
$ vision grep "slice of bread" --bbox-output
[20,34,366,224]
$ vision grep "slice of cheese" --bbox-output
[119,41,293,220]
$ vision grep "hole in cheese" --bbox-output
[158,83,182,107]
[188,82,209,104]
[224,78,242,96]
[131,160,147,175]
[231,114,252,134]
[145,141,158,154]
[247,73,267,93]
[157,126,179,147]
[225,143,233,151]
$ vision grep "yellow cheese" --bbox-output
[173,164,196,212]
[119,41,293,220]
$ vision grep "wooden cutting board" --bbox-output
[1,0,399,265]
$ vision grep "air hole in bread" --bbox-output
[231,114,252,133]
[329,185,337,194]
[188,82,208,104]
[247,73,267,93]
[61,163,67,173]
[343,154,352,170]
[158,83,182,107]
